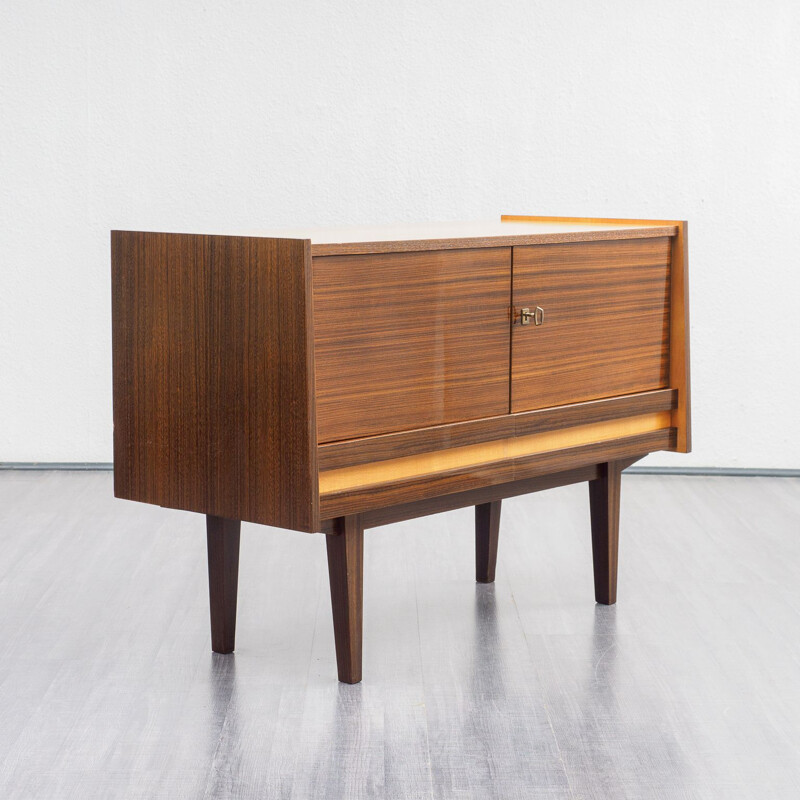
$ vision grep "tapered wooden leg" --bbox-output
[588,461,623,605]
[206,515,241,654]
[325,515,364,684]
[475,500,501,583]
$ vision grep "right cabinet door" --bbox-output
[511,237,672,413]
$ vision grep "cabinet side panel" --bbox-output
[111,232,318,531]
[112,231,170,507]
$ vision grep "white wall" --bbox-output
[1,0,799,468]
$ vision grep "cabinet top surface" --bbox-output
[114,216,680,256]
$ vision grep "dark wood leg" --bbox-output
[475,500,501,583]
[325,515,364,684]
[206,515,241,654]
[588,461,623,605]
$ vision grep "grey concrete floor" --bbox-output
[0,470,799,799]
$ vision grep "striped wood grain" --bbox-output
[511,237,672,412]
[312,248,511,443]
[111,232,319,531]
[318,388,676,471]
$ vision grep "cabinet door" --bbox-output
[511,238,671,413]
[313,248,511,443]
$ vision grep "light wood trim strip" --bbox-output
[669,221,691,452]
[500,213,681,226]
[319,428,675,519]
[318,389,676,471]
[310,226,678,256]
[320,412,671,495]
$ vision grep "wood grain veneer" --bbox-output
[111,231,319,532]
[511,237,671,412]
[505,213,690,452]
[319,411,671,495]
[318,388,676,470]
[319,428,675,519]
[313,248,511,443]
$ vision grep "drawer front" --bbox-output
[511,238,671,412]
[313,248,511,443]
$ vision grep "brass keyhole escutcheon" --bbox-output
[520,306,545,326]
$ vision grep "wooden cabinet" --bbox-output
[112,215,690,683]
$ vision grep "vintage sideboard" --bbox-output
[111,215,690,683]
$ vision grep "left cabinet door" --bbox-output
[313,248,511,443]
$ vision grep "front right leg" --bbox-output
[206,515,241,654]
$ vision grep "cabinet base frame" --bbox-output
[206,456,643,683]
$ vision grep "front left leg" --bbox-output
[325,515,364,684]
